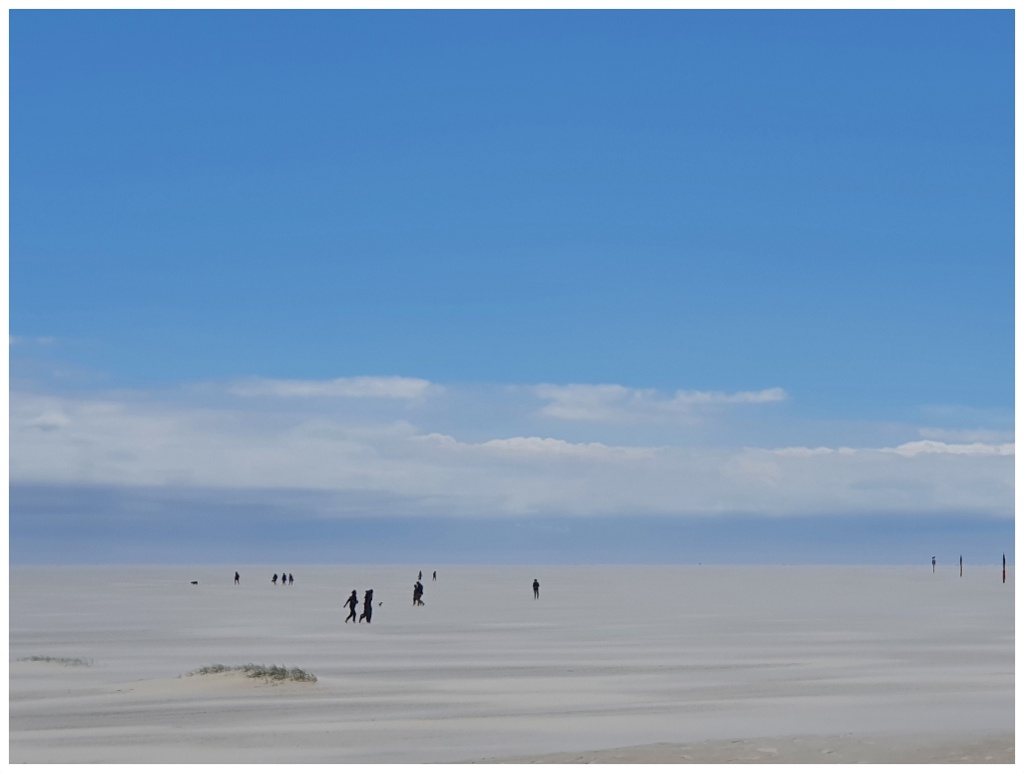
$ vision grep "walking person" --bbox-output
[344,590,359,623]
[533,578,540,600]
[932,556,937,574]
[234,571,240,585]
[359,589,374,623]
[272,573,278,585]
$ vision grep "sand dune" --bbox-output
[9,564,1014,763]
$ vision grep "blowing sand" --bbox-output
[8,564,1014,763]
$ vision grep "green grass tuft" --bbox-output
[188,663,317,683]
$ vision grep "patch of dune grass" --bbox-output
[18,655,92,667]
[188,663,317,683]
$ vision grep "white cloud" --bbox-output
[416,432,655,460]
[917,427,1015,444]
[228,376,438,400]
[667,387,787,406]
[884,440,1015,457]
[532,383,636,421]
[478,436,653,459]
[9,335,55,346]
[532,383,786,423]
[22,410,71,431]
[772,446,849,457]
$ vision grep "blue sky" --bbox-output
[9,10,1014,565]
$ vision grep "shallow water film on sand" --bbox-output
[9,564,1014,763]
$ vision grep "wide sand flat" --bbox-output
[481,733,1015,764]
[9,565,1014,763]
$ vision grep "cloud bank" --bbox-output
[9,376,1013,520]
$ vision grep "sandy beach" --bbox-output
[8,564,1014,764]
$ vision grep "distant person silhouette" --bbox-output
[413,581,425,606]
[533,579,540,599]
[234,571,240,585]
[344,590,359,623]
[359,589,374,623]
[418,571,423,581]
[932,556,937,574]
[272,573,278,585]
[432,571,437,581]
[288,573,294,586]
[282,571,288,587]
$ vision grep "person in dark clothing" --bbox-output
[288,573,294,585]
[359,589,374,623]
[344,590,359,623]
[272,573,278,585]
[234,571,240,585]
[413,581,425,606]
[533,578,540,599]
[432,571,437,581]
